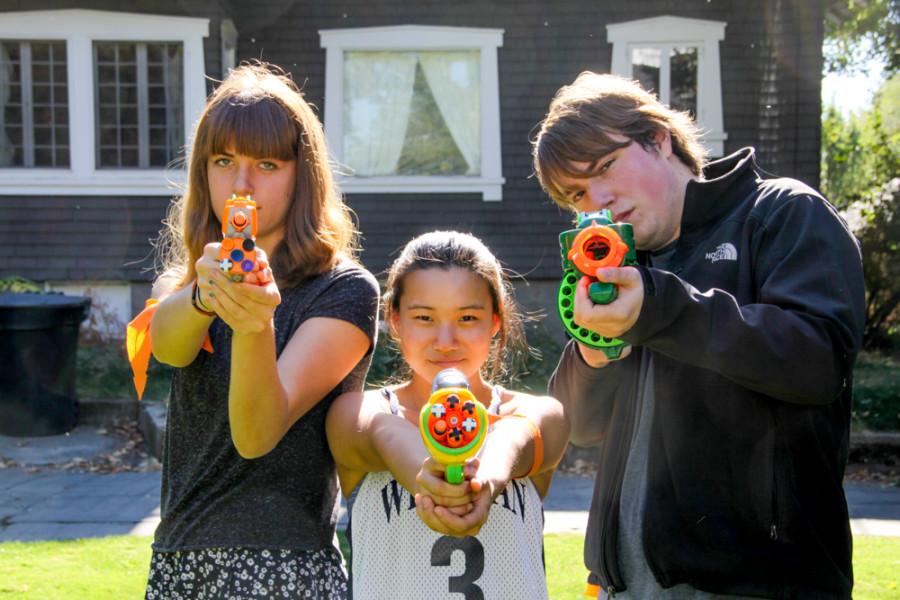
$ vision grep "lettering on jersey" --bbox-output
[378,478,529,524]
[381,479,416,523]
[492,478,527,523]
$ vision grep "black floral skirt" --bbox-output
[145,546,347,599]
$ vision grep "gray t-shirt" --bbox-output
[153,260,379,552]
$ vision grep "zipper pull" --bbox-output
[770,524,778,540]
[607,585,617,598]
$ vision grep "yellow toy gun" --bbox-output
[419,369,489,484]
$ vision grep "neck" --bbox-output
[255,232,282,259]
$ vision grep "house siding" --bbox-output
[0,0,824,291]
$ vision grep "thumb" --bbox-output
[595,266,641,287]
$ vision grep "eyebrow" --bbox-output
[406,303,487,311]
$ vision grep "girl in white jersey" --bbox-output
[327,230,569,599]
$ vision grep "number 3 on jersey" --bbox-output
[431,536,485,600]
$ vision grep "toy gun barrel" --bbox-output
[419,368,488,484]
[216,194,271,284]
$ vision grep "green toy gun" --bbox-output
[557,209,637,359]
[419,368,489,484]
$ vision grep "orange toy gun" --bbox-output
[217,194,271,284]
[419,368,489,484]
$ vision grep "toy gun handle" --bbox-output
[419,369,489,484]
[216,194,271,285]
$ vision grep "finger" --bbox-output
[433,500,487,536]
[463,457,481,481]
[417,470,474,504]
[444,503,475,516]
[415,494,455,536]
[205,279,256,324]
[595,266,641,288]
[422,457,446,475]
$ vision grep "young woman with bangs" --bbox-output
[143,63,378,599]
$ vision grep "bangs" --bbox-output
[535,124,630,203]
[205,96,298,160]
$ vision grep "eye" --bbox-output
[460,314,479,323]
[413,314,433,323]
[259,160,279,171]
[570,190,585,205]
[598,158,616,174]
[212,156,232,167]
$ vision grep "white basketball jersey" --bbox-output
[348,388,548,600]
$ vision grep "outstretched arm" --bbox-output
[327,391,475,510]
[416,392,569,537]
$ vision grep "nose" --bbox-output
[233,163,254,197]
[433,324,457,352]
[586,181,614,210]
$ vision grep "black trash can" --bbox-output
[0,292,91,436]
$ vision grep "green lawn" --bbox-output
[0,533,897,598]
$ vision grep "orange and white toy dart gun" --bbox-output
[216,194,271,284]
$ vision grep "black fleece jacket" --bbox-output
[550,148,865,599]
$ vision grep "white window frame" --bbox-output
[0,9,209,195]
[320,25,505,201]
[607,16,727,157]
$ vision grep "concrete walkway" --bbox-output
[2,427,900,542]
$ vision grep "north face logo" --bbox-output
[705,243,738,263]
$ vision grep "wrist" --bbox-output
[190,279,216,317]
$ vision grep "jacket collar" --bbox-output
[681,147,758,233]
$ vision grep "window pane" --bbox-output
[118,44,135,63]
[1,40,69,168]
[343,50,480,177]
[32,63,50,83]
[148,85,166,105]
[33,85,50,104]
[34,126,52,145]
[631,47,661,95]
[31,43,49,62]
[121,148,138,166]
[34,147,53,166]
[670,47,698,117]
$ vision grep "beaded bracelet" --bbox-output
[191,278,216,317]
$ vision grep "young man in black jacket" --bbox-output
[532,72,865,599]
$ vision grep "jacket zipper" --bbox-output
[598,355,642,594]
[770,405,779,542]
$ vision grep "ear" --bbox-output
[491,313,501,338]
[388,310,400,337]
[653,128,673,157]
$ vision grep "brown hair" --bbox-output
[383,231,529,383]
[158,62,358,289]
[532,71,708,207]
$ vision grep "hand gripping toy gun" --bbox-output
[419,368,489,484]
[217,194,271,284]
[558,209,637,359]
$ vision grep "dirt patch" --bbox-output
[0,419,161,474]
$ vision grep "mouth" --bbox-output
[613,208,633,223]
[430,358,464,367]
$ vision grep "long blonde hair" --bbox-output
[159,62,358,289]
